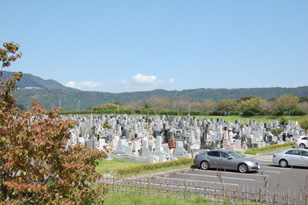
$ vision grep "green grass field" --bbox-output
[96,158,193,175]
[201,115,308,124]
[104,192,214,205]
[244,142,295,155]
[96,158,141,173]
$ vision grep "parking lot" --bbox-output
[156,153,308,196]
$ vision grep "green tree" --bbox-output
[216,99,238,115]
[260,98,279,115]
[277,94,300,113]
[0,42,108,204]
[299,96,308,103]
[296,102,308,114]
[239,96,256,102]
[199,99,217,114]
[300,120,308,134]
[240,97,264,116]
[279,117,288,125]
[144,102,150,109]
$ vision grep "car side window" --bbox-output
[303,137,307,140]
[299,151,308,157]
[286,150,299,155]
[208,151,220,157]
[221,152,229,158]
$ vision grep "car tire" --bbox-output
[299,143,306,149]
[279,159,288,167]
[238,163,248,173]
[200,161,210,170]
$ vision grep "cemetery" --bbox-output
[64,114,306,163]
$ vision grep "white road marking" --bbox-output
[261,166,286,170]
[134,181,239,192]
[177,173,256,181]
[259,169,281,173]
[155,176,239,186]
[192,169,265,177]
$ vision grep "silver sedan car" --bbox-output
[194,149,260,173]
[272,148,308,168]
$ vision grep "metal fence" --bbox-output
[100,173,308,204]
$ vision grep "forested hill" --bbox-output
[1,71,78,91]
[13,87,308,111]
[4,71,308,111]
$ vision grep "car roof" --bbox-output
[284,148,307,151]
[209,149,235,152]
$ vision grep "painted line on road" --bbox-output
[134,181,239,193]
[155,176,239,186]
[261,166,286,170]
[176,173,256,181]
[259,170,281,173]
[258,160,272,162]
[192,170,267,177]
[259,160,273,163]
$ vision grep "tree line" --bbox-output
[59,94,308,116]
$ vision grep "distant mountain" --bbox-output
[3,71,308,111]
[1,71,78,91]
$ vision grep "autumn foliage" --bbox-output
[0,42,108,204]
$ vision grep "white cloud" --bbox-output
[65,81,104,90]
[169,78,176,83]
[293,82,301,87]
[132,74,157,84]
[64,73,174,92]
[119,80,128,85]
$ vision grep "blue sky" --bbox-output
[2,0,308,93]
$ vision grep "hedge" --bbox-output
[115,158,193,176]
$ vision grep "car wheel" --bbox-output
[238,163,248,173]
[200,161,210,170]
[299,143,306,149]
[279,159,288,167]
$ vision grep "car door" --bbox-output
[298,150,308,167]
[220,151,234,170]
[285,150,302,166]
[207,151,221,168]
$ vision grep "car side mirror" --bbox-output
[228,156,232,159]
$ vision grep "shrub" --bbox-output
[300,120,308,134]
[0,42,109,204]
[116,158,193,176]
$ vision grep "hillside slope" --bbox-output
[4,71,307,111]
[1,71,78,91]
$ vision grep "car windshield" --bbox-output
[227,151,243,159]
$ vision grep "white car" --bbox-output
[272,148,308,168]
[295,136,308,149]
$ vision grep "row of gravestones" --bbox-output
[63,114,305,163]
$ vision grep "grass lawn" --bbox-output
[244,142,295,155]
[104,192,214,205]
[96,158,193,175]
[198,115,308,124]
[96,158,142,173]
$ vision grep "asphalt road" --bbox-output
[154,152,308,196]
